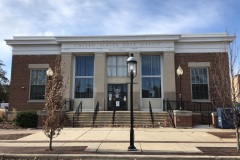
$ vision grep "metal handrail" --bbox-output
[72,101,82,127]
[112,104,116,126]
[149,101,154,128]
[93,101,99,127]
[163,99,215,112]
[163,99,175,127]
[163,99,215,126]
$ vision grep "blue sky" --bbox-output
[0,0,240,80]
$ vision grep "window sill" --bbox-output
[142,98,163,99]
[74,98,93,99]
[191,99,211,103]
[27,100,45,103]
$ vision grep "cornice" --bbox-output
[55,34,181,42]
[5,36,58,45]
[5,33,235,46]
[178,33,235,43]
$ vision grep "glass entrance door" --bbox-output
[108,84,127,111]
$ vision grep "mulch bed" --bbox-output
[0,133,32,140]
[0,121,34,140]
[208,132,235,138]
[198,147,240,156]
[0,146,88,154]
[0,121,20,129]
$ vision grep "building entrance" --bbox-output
[107,84,127,111]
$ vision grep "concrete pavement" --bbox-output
[0,125,240,159]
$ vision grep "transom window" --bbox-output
[75,56,94,98]
[141,55,161,98]
[191,68,209,100]
[107,56,128,77]
[30,69,46,100]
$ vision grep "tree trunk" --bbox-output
[235,126,240,152]
[49,130,53,150]
[234,109,240,152]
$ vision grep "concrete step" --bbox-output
[66,111,169,127]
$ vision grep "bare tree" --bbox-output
[211,31,240,152]
[43,56,68,151]
[0,60,9,102]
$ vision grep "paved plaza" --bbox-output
[0,125,239,159]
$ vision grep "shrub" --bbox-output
[16,111,38,128]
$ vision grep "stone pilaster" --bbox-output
[163,52,176,100]
[94,52,106,111]
[131,52,141,111]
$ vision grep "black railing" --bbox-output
[112,104,116,126]
[163,99,175,127]
[93,101,99,127]
[163,99,215,126]
[149,101,154,128]
[64,99,74,111]
[72,101,82,127]
[163,99,215,112]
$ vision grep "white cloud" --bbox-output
[0,0,238,80]
[37,31,54,36]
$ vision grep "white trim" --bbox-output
[28,64,49,69]
[188,62,210,68]
[6,34,234,55]
[11,44,61,55]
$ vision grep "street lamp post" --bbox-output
[46,68,54,96]
[46,68,54,79]
[127,53,137,151]
[176,65,183,110]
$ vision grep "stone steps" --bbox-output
[66,111,168,127]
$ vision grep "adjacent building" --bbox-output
[5,33,234,113]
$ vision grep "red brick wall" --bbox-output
[192,113,211,125]
[175,53,230,105]
[9,55,58,111]
[174,115,192,128]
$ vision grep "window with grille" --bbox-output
[75,56,94,98]
[191,67,209,100]
[30,69,46,100]
[141,55,161,98]
[107,56,128,77]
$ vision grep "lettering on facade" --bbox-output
[73,42,162,49]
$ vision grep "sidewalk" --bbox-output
[0,125,240,159]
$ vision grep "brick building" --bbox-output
[5,34,234,113]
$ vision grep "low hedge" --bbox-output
[15,111,38,128]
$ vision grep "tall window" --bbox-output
[191,68,209,100]
[75,56,94,98]
[30,69,46,100]
[141,55,161,98]
[107,56,128,77]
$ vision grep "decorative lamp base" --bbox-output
[128,146,137,151]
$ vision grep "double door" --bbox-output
[108,84,127,111]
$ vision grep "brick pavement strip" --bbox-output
[1,127,240,159]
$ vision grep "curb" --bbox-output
[2,154,240,160]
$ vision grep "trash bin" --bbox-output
[217,108,235,129]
